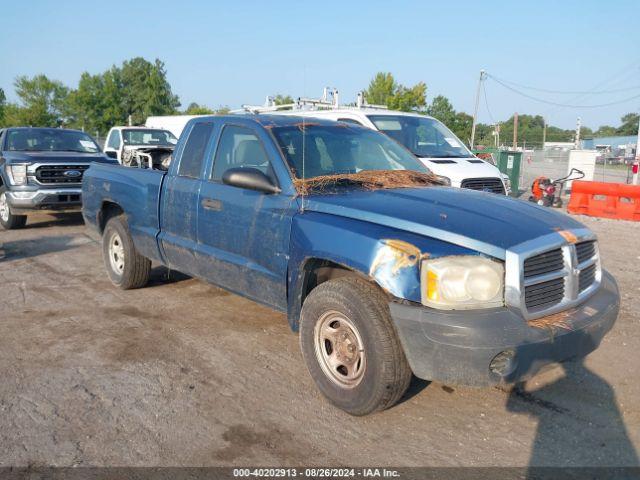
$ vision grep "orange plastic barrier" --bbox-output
[567,180,640,221]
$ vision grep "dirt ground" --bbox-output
[0,209,638,468]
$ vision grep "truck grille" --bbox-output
[521,240,600,317]
[35,165,89,184]
[576,240,596,264]
[523,248,564,278]
[579,264,597,292]
[525,277,565,310]
[460,177,505,195]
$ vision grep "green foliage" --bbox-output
[5,75,69,127]
[425,95,473,143]
[184,102,215,115]
[617,113,639,136]
[365,73,426,112]
[0,87,5,126]
[273,94,294,106]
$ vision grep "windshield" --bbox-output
[271,124,429,179]
[6,129,100,153]
[368,115,473,158]
[122,129,177,146]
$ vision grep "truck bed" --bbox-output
[82,163,166,262]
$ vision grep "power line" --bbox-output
[487,74,640,108]
[487,74,640,95]
[482,79,496,124]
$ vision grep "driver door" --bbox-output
[196,124,295,310]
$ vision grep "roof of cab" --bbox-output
[194,114,345,128]
[5,126,88,134]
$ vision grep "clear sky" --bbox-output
[1,0,639,130]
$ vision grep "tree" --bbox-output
[63,57,181,135]
[119,58,180,125]
[617,113,639,136]
[426,95,456,126]
[0,88,5,126]
[184,102,215,115]
[365,73,426,112]
[7,75,69,127]
[273,94,294,106]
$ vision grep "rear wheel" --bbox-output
[0,187,27,230]
[299,276,412,416]
[102,215,151,289]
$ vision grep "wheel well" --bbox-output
[98,202,124,233]
[300,259,368,307]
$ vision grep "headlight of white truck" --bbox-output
[7,164,28,185]
[421,256,504,309]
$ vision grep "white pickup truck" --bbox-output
[103,126,178,170]
[273,104,510,194]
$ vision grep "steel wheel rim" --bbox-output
[108,232,125,275]
[0,193,9,222]
[313,310,366,388]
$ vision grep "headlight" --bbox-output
[7,164,28,185]
[421,256,504,309]
[435,175,451,186]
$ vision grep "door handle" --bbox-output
[201,198,223,211]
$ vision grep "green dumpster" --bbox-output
[473,149,522,196]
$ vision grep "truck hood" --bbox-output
[2,151,114,164]
[303,186,585,259]
[417,157,501,185]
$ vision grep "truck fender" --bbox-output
[286,211,476,330]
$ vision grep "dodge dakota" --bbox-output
[0,127,114,229]
[82,115,619,415]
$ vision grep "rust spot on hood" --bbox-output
[555,229,578,244]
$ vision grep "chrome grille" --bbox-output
[516,236,601,319]
[525,277,565,310]
[576,241,596,264]
[523,248,564,278]
[579,264,597,292]
[35,164,89,184]
[460,177,505,195]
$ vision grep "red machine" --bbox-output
[528,168,585,208]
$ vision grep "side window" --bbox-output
[107,130,121,149]
[178,122,214,178]
[338,118,364,126]
[211,125,272,181]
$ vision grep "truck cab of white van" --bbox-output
[258,91,510,195]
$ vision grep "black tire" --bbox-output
[0,186,27,230]
[102,215,151,289]
[299,276,412,416]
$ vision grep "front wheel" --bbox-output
[299,277,412,416]
[0,187,27,230]
[102,215,151,289]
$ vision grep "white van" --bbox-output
[284,108,509,195]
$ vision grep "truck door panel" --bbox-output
[159,121,215,273]
[197,124,294,310]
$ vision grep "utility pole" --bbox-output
[542,117,547,150]
[513,112,518,149]
[470,69,485,150]
[575,117,582,149]
[128,114,133,127]
[633,112,640,185]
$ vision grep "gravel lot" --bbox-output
[0,208,638,468]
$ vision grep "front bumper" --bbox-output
[390,270,619,387]
[6,188,82,214]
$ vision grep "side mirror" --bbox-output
[222,167,281,194]
[105,151,118,159]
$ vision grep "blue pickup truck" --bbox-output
[82,115,619,415]
[0,127,113,229]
